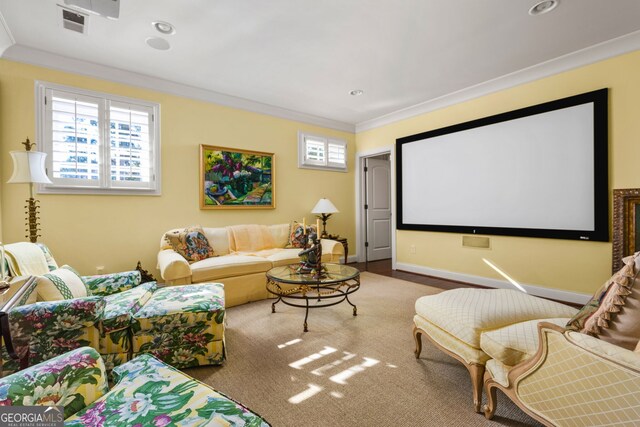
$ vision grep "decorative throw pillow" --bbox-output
[566,252,640,350]
[165,225,215,263]
[287,221,318,248]
[36,265,88,301]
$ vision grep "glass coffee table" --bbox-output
[266,263,360,332]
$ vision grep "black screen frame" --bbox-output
[395,88,609,242]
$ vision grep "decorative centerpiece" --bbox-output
[297,219,325,278]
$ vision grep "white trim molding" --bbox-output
[356,29,640,133]
[355,145,396,270]
[396,261,591,305]
[0,11,15,57]
[2,44,354,133]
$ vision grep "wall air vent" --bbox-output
[59,6,88,34]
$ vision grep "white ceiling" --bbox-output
[1,0,640,131]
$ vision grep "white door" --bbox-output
[365,157,392,261]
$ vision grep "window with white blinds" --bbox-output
[36,82,160,194]
[298,132,347,172]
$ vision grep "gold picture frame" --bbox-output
[612,188,640,272]
[199,145,275,209]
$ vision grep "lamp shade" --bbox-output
[311,198,339,214]
[7,151,52,184]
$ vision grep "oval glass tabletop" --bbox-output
[266,263,359,285]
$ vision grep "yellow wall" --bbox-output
[357,50,640,295]
[0,59,355,277]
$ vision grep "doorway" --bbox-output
[356,147,395,268]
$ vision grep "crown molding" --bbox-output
[356,30,640,133]
[1,44,355,133]
[0,11,15,57]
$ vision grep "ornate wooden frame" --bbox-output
[413,325,485,413]
[612,188,640,273]
[482,322,561,426]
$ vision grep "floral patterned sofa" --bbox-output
[158,223,345,307]
[0,347,270,426]
[1,243,226,376]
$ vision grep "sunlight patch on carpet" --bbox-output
[288,383,323,404]
[329,357,380,385]
[278,338,302,349]
[289,346,337,369]
[310,351,356,376]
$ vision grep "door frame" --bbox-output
[355,145,396,269]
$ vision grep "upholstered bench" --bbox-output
[413,288,577,412]
[131,283,226,369]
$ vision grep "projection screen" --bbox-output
[396,89,608,241]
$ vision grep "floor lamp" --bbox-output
[7,138,52,243]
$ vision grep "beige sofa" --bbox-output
[157,224,344,307]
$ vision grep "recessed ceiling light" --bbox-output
[528,0,559,16]
[146,37,170,51]
[152,21,176,35]
[349,89,364,96]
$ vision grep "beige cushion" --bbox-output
[263,248,302,267]
[415,288,577,348]
[190,254,272,282]
[567,331,640,372]
[269,224,290,248]
[414,314,490,366]
[480,318,571,366]
[227,224,276,252]
[486,358,511,388]
[36,265,88,301]
[202,227,231,256]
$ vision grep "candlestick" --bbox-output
[302,217,306,235]
[316,219,320,235]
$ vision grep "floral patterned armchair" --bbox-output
[1,268,155,376]
[0,347,270,426]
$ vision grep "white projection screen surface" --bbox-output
[396,89,608,241]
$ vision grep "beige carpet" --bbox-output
[188,272,543,427]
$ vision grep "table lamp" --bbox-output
[7,137,53,243]
[311,198,339,238]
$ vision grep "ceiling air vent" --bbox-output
[59,6,88,34]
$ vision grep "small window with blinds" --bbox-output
[298,132,347,172]
[36,82,161,195]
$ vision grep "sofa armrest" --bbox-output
[8,297,105,361]
[0,346,109,418]
[494,322,640,425]
[320,239,345,262]
[566,330,640,371]
[82,270,142,296]
[157,249,191,282]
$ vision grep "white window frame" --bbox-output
[297,131,347,172]
[35,81,161,195]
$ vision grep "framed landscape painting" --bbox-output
[199,145,275,209]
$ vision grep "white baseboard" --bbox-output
[395,262,591,305]
[345,255,358,264]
